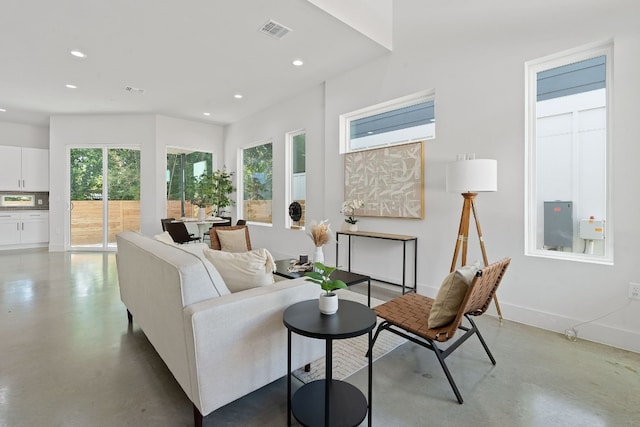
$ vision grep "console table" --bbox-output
[335,230,417,294]
[284,300,375,427]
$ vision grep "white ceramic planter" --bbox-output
[319,292,338,315]
[349,223,358,232]
[198,208,206,220]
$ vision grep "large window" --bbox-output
[525,42,612,264]
[69,147,140,249]
[340,90,435,153]
[286,130,306,229]
[166,149,213,218]
[240,141,273,224]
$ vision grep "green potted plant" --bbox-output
[305,262,347,315]
[210,168,235,217]
[192,168,235,219]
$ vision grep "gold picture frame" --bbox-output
[344,141,424,219]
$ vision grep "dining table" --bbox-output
[175,217,231,239]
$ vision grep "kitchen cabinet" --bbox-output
[0,146,49,191]
[0,211,49,246]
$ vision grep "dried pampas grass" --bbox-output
[308,219,331,247]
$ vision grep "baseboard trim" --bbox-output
[405,283,639,354]
[491,301,640,354]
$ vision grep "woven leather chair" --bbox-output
[165,221,202,244]
[209,225,252,251]
[370,257,511,404]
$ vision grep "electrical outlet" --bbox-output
[629,282,640,300]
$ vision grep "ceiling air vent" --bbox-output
[124,86,145,94]
[258,19,292,39]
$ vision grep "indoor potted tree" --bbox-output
[192,168,235,219]
[305,262,348,315]
[210,168,235,217]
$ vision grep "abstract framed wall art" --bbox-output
[344,141,424,219]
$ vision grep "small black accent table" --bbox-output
[275,259,372,307]
[284,300,376,427]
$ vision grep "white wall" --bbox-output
[225,1,640,352]
[0,121,48,148]
[224,84,326,260]
[49,114,223,250]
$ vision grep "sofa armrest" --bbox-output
[182,277,323,416]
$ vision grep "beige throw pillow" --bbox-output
[428,261,481,328]
[203,247,276,292]
[216,228,249,252]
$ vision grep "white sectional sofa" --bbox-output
[115,231,323,426]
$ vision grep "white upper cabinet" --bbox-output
[0,146,23,190]
[0,146,49,191]
[21,147,49,191]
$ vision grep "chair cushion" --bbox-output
[154,231,175,244]
[216,228,249,252]
[428,262,480,328]
[203,247,276,292]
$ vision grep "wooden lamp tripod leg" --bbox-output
[450,196,473,273]
[451,193,503,322]
[470,197,503,321]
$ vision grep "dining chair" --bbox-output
[165,221,202,244]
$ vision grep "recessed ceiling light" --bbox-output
[65,84,78,89]
[234,94,243,99]
[0,108,6,112]
[203,112,211,116]
[70,50,87,58]
[292,59,304,67]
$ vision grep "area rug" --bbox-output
[292,290,407,383]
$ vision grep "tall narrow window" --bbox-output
[240,141,273,224]
[525,42,612,264]
[286,130,306,229]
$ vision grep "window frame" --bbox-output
[165,147,214,218]
[339,90,435,154]
[285,128,306,230]
[237,139,273,227]
[524,40,614,265]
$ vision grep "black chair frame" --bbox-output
[370,313,494,404]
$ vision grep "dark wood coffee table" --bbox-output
[274,259,371,307]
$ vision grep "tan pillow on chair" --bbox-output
[428,262,481,328]
[216,228,249,252]
[210,225,252,251]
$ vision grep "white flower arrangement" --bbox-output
[341,199,364,224]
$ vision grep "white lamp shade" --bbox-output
[446,159,498,193]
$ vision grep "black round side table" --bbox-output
[284,299,376,427]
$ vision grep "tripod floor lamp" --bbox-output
[446,156,503,320]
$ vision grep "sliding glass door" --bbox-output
[69,147,140,249]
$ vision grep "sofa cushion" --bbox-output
[428,261,480,328]
[173,243,231,297]
[203,247,276,292]
[154,231,175,244]
[216,228,250,252]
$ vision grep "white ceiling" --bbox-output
[0,0,390,127]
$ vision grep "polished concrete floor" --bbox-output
[1,249,638,426]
